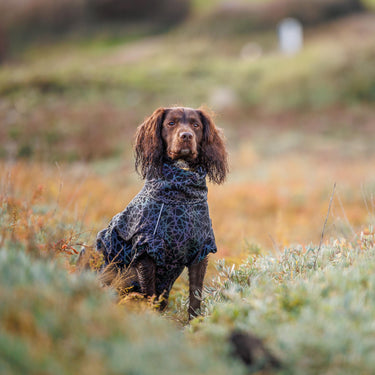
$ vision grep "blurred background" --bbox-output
[1,0,375,260]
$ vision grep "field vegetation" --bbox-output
[1,0,375,373]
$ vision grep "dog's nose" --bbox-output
[180,132,193,141]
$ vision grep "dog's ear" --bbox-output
[197,108,228,184]
[134,107,166,179]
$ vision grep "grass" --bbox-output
[2,158,375,373]
[2,205,375,373]
[1,5,375,374]
[190,231,375,374]
[3,26,375,111]
[2,149,375,264]
[0,246,246,375]
[1,13,375,164]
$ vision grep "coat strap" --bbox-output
[153,203,164,236]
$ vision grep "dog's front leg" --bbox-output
[188,256,208,320]
[135,254,156,298]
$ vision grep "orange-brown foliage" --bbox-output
[2,147,374,267]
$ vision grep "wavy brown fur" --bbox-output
[196,108,228,184]
[134,107,166,179]
[134,106,228,184]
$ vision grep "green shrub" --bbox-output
[0,247,245,375]
[191,235,375,374]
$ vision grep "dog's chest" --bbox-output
[154,201,211,261]
[97,162,217,268]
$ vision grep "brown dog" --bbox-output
[96,107,228,319]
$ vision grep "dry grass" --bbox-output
[2,140,374,269]
[2,6,375,374]
[1,8,375,317]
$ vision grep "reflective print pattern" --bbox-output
[96,161,217,295]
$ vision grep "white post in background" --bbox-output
[278,18,303,55]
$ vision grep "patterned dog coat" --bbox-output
[96,161,217,295]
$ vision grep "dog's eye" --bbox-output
[168,121,175,126]
[193,123,200,128]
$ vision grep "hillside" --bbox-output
[1,1,375,373]
[1,8,375,251]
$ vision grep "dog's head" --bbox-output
[134,106,228,184]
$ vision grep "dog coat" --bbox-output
[96,161,217,294]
